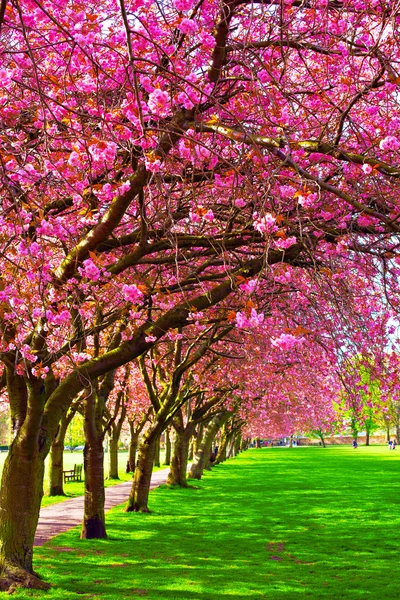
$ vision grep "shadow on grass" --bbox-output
[8,446,400,600]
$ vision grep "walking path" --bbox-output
[34,467,170,546]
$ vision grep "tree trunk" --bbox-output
[48,410,75,496]
[234,435,241,456]
[108,434,119,479]
[48,440,65,496]
[256,438,261,448]
[81,388,106,540]
[365,430,370,446]
[81,439,106,539]
[190,413,229,480]
[154,436,160,468]
[319,432,326,448]
[289,435,293,448]
[126,432,157,512]
[215,425,229,464]
[386,425,390,442]
[127,427,139,472]
[164,428,171,465]
[396,424,400,444]
[0,437,49,590]
[167,425,193,487]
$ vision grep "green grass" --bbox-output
[4,445,400,599]
[0,451,167,508]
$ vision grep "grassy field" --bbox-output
[0,451,166,507]
[3,445,400,600]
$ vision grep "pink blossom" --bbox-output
[80,259,101,281]
[145,335,157,343]
[19,344,37,362]
[271,334,305,352]
[379,136,400,151]
[274,237,297,250]
[121,284,144,304]
[253,213,277,235]
[148,89,171,117]
[178,18,198,35]
[174,0,193,9]
[362,164,373,175]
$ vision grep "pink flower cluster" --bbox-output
[121,284,144,304]
[379,136,400,151]
[271,334,305,352]
[235,309,265,329]
[253,213,277,235]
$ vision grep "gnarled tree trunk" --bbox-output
[0,377,50,591]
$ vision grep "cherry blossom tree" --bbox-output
[2,0,400,590]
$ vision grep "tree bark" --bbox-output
[81,389,106,539]
[127,429,139,472]
[81,439,106,539]
[234,435,241,456]
[215,425,229,464]
[365,430,370,446]
[0,440,49,591]
[190,413,229,479]
[108,434,119,479]
[0,378,50,591]
[48,410,75,496]
[164,428,171,465]
[126,432,157,512]
[167,425,193,487]
[48,440,65,496]
[154,436,160,467]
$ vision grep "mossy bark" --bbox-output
[81,389,106,539]
[108,435,119,479]
[126,432,157,512]
[167,424,193,487]
[0,441,48,590]
[164,428,171,465]
[48,410,75,496]
[215,426,229,464]
[0,378,50,591]
[81,440,106,539]
[190,413,229,479]
[48,441,65,496]
[154,436,160,468]
[127,430,139,472]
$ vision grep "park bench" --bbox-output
[63,464,83,483]
[0,445,8,452]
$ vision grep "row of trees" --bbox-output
[1,0,400,591]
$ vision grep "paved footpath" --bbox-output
[34,467,170,547]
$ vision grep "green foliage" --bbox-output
[3,446,400,599]
[65,414,85,449]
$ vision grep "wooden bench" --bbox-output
[63,464,83,483]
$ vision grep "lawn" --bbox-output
[0,451,167,507]
[3,445,400,600]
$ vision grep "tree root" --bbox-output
[0,563,50,593]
